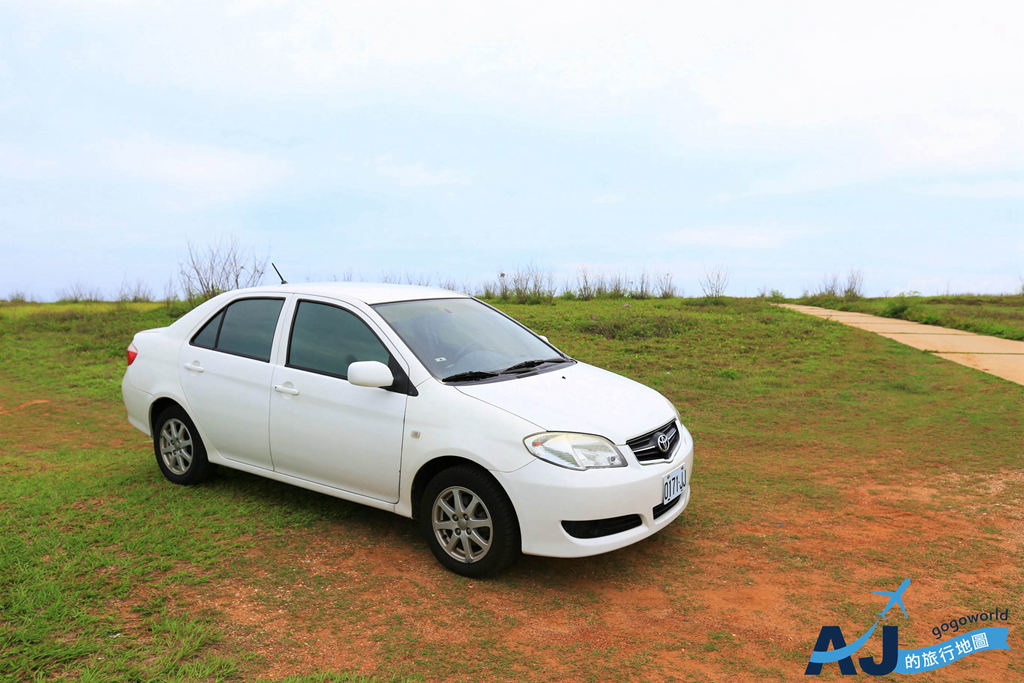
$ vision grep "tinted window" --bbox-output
[288,301,390,378]
[191,311,223,349]
[213,298,284,361]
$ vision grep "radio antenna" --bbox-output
[271,262,288,285]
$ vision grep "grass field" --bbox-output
[798,293,1024,341]
[1,298,1021,680]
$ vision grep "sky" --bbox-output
[2,0,1023,300]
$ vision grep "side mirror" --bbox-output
[348,361,394,388]
[539,335,549,343]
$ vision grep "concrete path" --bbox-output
[776,304,1024,386]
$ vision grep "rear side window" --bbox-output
[288,301,390,378]
[191,311,223,349]
[190,298,284,362]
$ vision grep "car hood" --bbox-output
[454,361,676,445]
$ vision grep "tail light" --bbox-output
[127,343,138,366]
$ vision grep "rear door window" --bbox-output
[191,311,223,349]
[190,298,284,362]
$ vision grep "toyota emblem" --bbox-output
[655,432,671,453]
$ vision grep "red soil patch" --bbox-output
[0,398,50,415]
[4,380,1019,680]
[168,469,1019,681]
[0,387,144,465]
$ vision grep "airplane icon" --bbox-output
[873,578,911,618]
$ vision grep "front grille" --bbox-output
[652,493,683,519]
[561,514,642,539]
[626,420,680,463]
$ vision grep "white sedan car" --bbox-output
[122,283,694,576]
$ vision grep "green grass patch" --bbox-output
[1,298,1021,680]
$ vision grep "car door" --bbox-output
[269,299,408,502]
[178,296,285,470]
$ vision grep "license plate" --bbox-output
[662,466,686,505]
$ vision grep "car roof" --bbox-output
[233,282,469,305]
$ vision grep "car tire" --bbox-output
[153,406,214,485]
[420,465,520,577]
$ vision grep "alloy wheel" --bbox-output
[431,486,493,563]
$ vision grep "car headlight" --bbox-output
[524,432,626,470]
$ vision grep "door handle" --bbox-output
[274,384,300,396]
[184,361,205,374]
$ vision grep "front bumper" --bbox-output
[494,438,694,558]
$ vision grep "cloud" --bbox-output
[912,179,1024,199]
[715,170,867,200]
[98,136,290,203]
[593,192,625,205]
[371,156,469,188]
[664,226,813,249]
[10,1,1024,182]
[0,145,61,181]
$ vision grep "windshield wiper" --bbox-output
[444,358,570,382]
[441,369,502,383]
[499,358,569,374]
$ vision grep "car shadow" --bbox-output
[139,462,680,585]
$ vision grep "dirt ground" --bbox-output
[177,477,1020,681]
[2,383,1020,681]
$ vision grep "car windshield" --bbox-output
[373,298,570,381]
